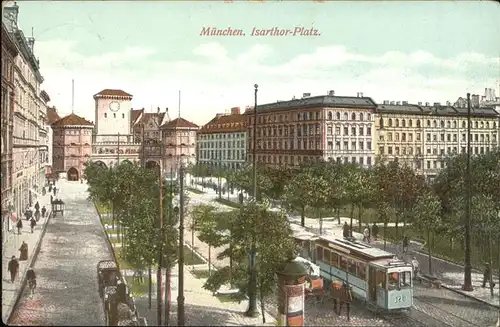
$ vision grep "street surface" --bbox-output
[9,181,110,326]
[187,181,500,327]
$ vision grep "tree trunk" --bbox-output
[395,210,400,241]
[300,205,305,227]
[349,203,355,237]
[489,232,494,297]
[165,267,171,326]
[319,209,323,235]
[229,242,233,287]
[260,280,266,324]
[357,204,363,233]
[208,245,212,276]
[337,207,341,224]
[427,228,432,275]
[383,218,388,250]
[148,266,152,309]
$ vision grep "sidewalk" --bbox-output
[1,188,53,324]
[189,182,500,309]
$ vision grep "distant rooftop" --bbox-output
[93,89,133,98]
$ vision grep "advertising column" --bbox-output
[276,260,307,326]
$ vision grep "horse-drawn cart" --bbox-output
[51,199,65,216]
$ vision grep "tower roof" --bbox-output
[93,89,133,99]
[161,117,198,129]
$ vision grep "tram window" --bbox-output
[340,256,348,270]
[401,271,411,287]
[376,271,386,289]
[348,259,357,275]
[316,246,323,261]
[388,272,400,290]
[357,262,366,279]
[323,249,331,263]
[330,252,339,267]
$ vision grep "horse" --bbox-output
[330,280,354,321]
[305,276,325,303]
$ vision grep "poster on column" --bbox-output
[285,284,305,326]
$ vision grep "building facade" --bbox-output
[197,107,247,170]
[375,101,499,179]
[51,114,94,180]
[38,90,50,186]
[161,117,199,177]
[4,3,46,215]
[247,92,377,167]
[46,106,61,177]
[1,21,18,238]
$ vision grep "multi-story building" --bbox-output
[51,113,94,180]
[197,107,247,170]
[375,101,499,179]
[4,3,46,215]
[247,91,377,167]
[131,108,169,168]
[46,106,61,178]
[1,20,18,239]
[161,117,199,176]
[38,90,50,186]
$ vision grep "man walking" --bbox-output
[402,235,410,253]
[41,206,47,218]
[8,255,19,283]
[16,218,23,235]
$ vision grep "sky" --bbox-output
[7,0,500,126]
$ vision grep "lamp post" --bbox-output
[462,93,473,292]
[177,164,186,326]
[245,84,259,317]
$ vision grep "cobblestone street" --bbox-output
[8,181,111,326]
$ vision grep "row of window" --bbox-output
[327,126,373,137]
[198,133,246,140]
[380,131,498,144]
[254,111,374,124]
[256,138,322,151]
[327,140,373,151]
[198,140,246,149]
[198,149,246,161]
[380,117,497,130]
[104,113,125,119]
[329,156,373,166]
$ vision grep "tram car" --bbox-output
[310,235,413,312]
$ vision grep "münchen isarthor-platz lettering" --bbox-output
[251,27,320,36]
[199,27,245,36]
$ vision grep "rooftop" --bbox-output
[256,95,377,113]
[376,104,499,117]
[198,113,247,134]
[52,113,94,127]
[47,107,61,124]
[161,117,198,129]
[319,235,395,259]
[93,89,133,98]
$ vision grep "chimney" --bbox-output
[357,92,363,98]
[425,102,430,106]
[27,37,35,53]
[390,101,395,105]
[434,102,440,107]
[402,101,408,105]
[328,90,335,96]
[383,100,389,105]
[418,101,422,106]
[230,107,241,115]
[292,96,296,100]
[166,107,168,112]
[302,93,311,98]
[396,101,401,106]
[215,113,224,118]
[157,107,160,113]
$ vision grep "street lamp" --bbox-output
[177,164,186,326]
[245,84,259,317]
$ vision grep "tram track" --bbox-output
[412,296,485,327]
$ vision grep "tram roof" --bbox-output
[291,224,318,241]
[318,235,395,259]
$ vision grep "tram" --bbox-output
[312,235,413,312]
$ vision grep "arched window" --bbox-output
[328,112,333,120]
[402,119,406,127]
[379,118,384,128]
[395,119,399,127]
[427,120,430,127]
[416,120,421,128]
[408,119,412,127]
[336,112,341,120]
[343,113,348,120]
[433,120,437,127]
[462,121,466,128]
[359,113,364,121]
[440,121,445,128]
[388,118,393,127]
[351,113,356,120]
[367,114,371,121]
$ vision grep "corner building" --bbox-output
[247,92,376,167]
[197,107,247,170]
[375,101,499,180]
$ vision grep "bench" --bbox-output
[419,274,441,288]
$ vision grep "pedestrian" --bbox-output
[8,256,19,283]
[30,216,37,233]
[402,235,409,253]
[363,226,370,243]
[50,195,53,203]
[411,256,420,281]
[482,263,496,288]
[41,206,47,218]
[48,184,52,193]
[372,222,379,240]
[24,208,32,221]
[53,187,57,196]
[34,201,40,211]
[16,218,23,235]
[19,241,28,261]
[34,209,40,222]
[343,222,350,239]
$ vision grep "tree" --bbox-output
[191,204,221,275]
[202,201,295,323]
[411,189,442,275]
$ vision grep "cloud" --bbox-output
[35,41,498,127]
